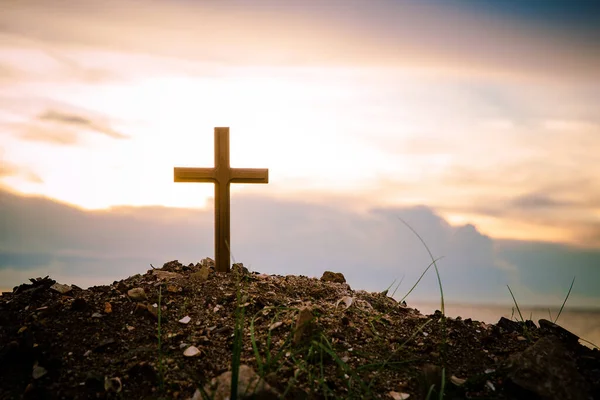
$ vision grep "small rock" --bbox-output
[50,283,72,295]
[167,332,183,340]
[152,270,183,281]
[320,271,346,283]
[116,282,128,294]
[104,302,112,314]
[232,263,249,275]
[293,307,314,345]
[268,321,283,331]
[179,316,191,324]
[183,346,201,357]
[104,376,122,393]
[450,375,466,386]
[335,296,354,310]
[134,303,158,320]
[32,364,47,379]
[389,392,410,400]
[134,302,148,315]
[201,257,214,268]
[200,365,279,400]
[497,316,523,333]
[539,319,580,346]
[127,288,147,301]
[167,284,182,293]
[91,313,103,318]
[500,335,591,400]
[146,304,158,320]
[191,266,212,282]
[525,319,537,330]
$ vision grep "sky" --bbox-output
[1,0,599,307]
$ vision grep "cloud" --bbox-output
[1,0,598,82]
[0,159,42,183]
[494,239,600,303]
[9,109,129,145]
[0,63,19,82]
[37,110,128,139]
[0,31,124,84]
[510,193,577,210]
[1,187,599,307]
[17,124,79,145]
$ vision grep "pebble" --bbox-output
[451,375,466,385]
[127,288,147,301]
[32,364,47,379]
[336,296,354,310]
[50,283,72,295]
[104,376,122,393]
[183,346,201,357]
[268,321,283,331]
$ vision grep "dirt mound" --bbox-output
[1,259,598,399]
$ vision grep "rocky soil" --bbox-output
[0,259,598,400]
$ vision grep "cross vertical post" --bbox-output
[174,127,269,273]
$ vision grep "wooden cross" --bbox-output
[174,127,269,273]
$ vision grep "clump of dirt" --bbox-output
[0,259,598,400]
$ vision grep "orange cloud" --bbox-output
[1,0,598,83]
[37,110,127,140]
[0,159,42,183]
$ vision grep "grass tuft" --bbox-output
[396,216,448,397]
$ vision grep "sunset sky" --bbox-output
[1,0,599,308]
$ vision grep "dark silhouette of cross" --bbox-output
[174,127,269,273]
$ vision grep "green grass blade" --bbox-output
[391,274,405,298]
[438,367,446,400]
[384,278,397,293]
[506,285,525,322]
[554,276,575,324]
[249,316,264,376]
[399,256,445,304]
[397,216,445,315]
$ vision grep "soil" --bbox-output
[0,259,598,400]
